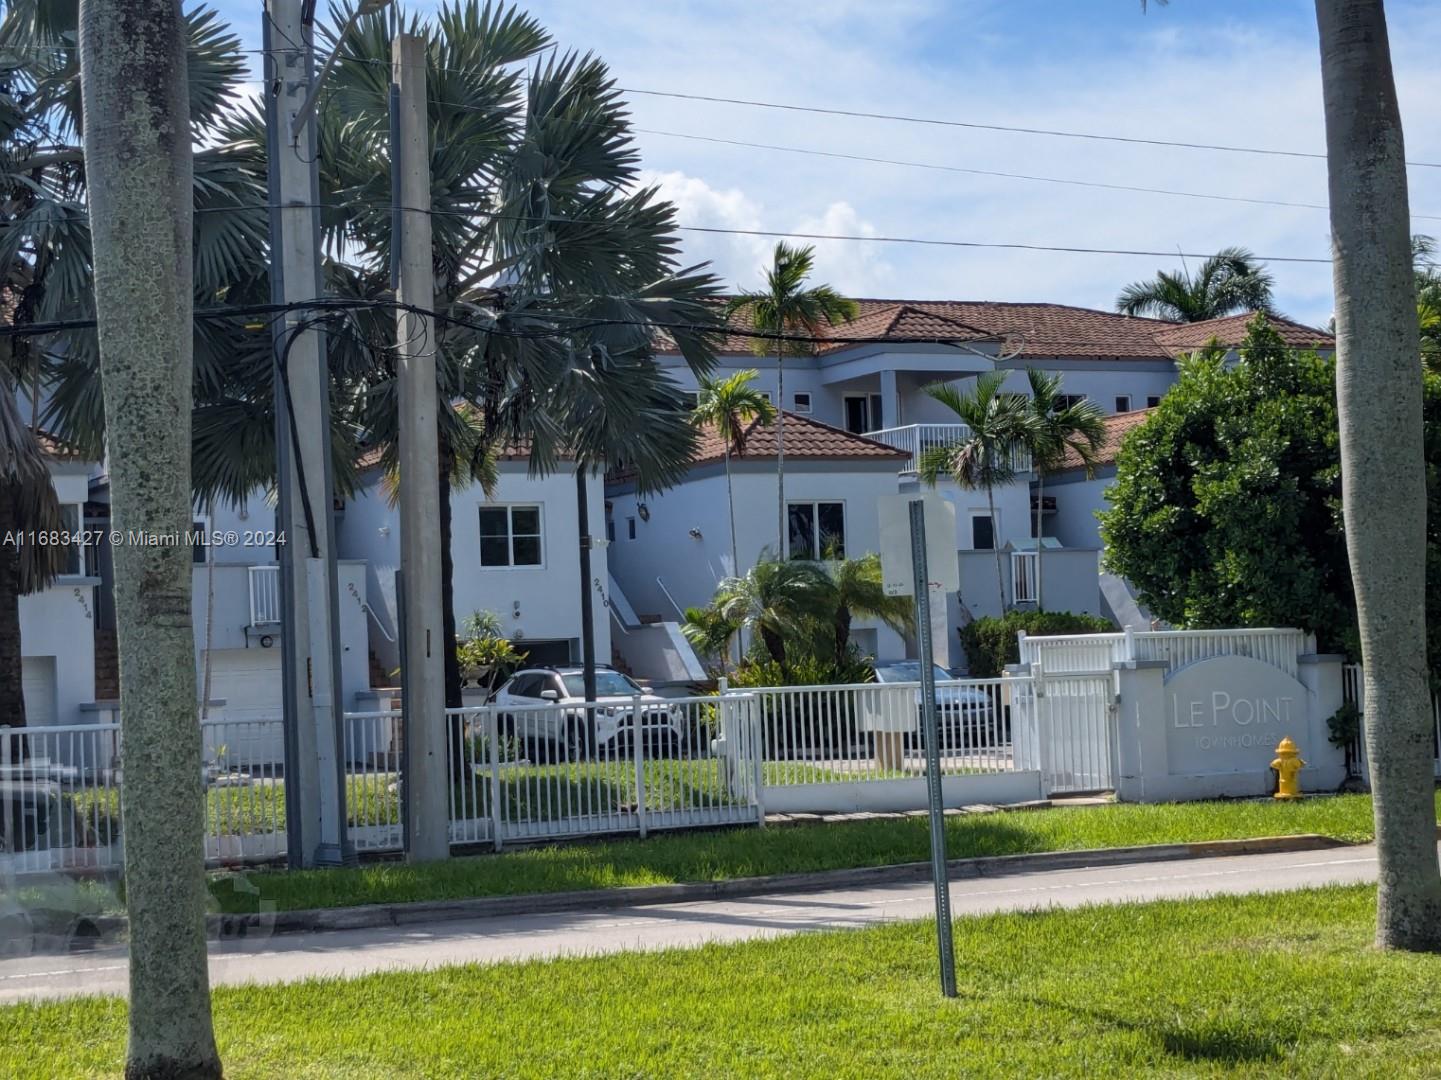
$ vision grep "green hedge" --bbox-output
[960,611,1114,678]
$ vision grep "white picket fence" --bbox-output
[1019,627,1314,680]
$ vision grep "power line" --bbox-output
[634,127,1441,222]
[617,86,1441,171]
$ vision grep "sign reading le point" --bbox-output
[1163,655,1308,774]
[878,494,958,597]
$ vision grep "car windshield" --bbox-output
[874,662,952,684]
[561,671,642,697]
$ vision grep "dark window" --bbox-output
[971,514,995,551]
[1057,393,1087,410]
[627,517,637,540]
[508,673,542,698]
[58,505,83,576]
[606,519,615,543]
[793,392,812,414]
[1147,395,1162,409]
[843,394,884,434]
[788,502,845,560]
[479,505,542,567]
[681,391,699,410]
[191,520,207,564]
[1114,395,1131,413]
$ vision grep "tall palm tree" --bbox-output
[917,371,1033,614]
[691,369,776,580]
[1316,0,1441,952]
[1115,246,1276,322]
[1019,369,1106,610]
[725,243,857,550]
[712,555,829,673]
[819,553,912,664]
[680,603,740,677]
[0,375,66,727]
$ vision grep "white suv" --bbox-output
[491,666,686,757]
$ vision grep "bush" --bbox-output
[961,610,1113,678]
[727,651,875,756]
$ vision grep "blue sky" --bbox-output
[215,0,1441,327]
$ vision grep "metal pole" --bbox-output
[577,468,597,704]
[392,31,449,862]
[910,497,957,998]
[263,0,347,868]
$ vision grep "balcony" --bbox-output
[868,424,1031,475]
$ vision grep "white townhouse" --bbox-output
[336,444,617,684]
[637,300,1334,663]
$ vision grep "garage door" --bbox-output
[202,649,286,766]
[21,657,57,727]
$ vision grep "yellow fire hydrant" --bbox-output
[1271,736,1306,800]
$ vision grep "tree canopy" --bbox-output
[1099,315,1441,672]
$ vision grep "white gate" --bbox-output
[1010,670,1116,794]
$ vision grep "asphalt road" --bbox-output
[0,844,1389,1003]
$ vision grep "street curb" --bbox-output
[196,832,1348,941]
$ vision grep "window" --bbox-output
[1057,393,1087,410]
[1012,551,1038,604]
[680,391,699,411]
[970,513,995,551]
[758,390,773,404]
[787,501,845,560]
[606,519,615,543]
[191,519,208,564]
[1114,395,1131,413]
[627,517,637,540]
[844,394,884,434]
[58,504,83,577]
[478,505,542,567]
[1146,395,1162,409]
[792,392,812,414]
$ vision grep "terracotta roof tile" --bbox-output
[1057,408,1154,471]
[691,411,907,467]
[1150,312,1334,354]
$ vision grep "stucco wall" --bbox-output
[957,547,1103,623]
[337,462,610,672]
[1045,467,1117,549]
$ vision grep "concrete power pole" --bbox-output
[392,32,450,861]
[262,0,348,867]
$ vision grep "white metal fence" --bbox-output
[1341,663,1441,779]
[247,564,281,625]
[1019,627,1314,679]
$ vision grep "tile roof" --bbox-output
[1056,408,1154,471]
[682,299,1336,363]
[354,436,544,473]
[1150,312,1335,354]
[691,410,907,467]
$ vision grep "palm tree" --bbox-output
[691,369,776,580]
[1316,0,1441,952]
[819,553,912,664]
[1019,369,1106,610]
[712,555,829,673]
[680,604,740,677]
[1115,246,1276,322]
[917,371,1033,614]
[725,244,857,550]
[0,377,67,727]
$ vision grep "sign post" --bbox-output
[880,494,958,998]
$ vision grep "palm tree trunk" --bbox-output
[0,487,26,727]
[79,1,221,1072]
[1034,470,1045,611]
[775,344,786,553]
[1316,0,1441,951]
[576,466,597,703]
[987,485,1006,615]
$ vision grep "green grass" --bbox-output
[203,792,1427,915]
[7,885,1441,1077]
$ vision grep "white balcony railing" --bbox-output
[867,423,1031,475]
[248,564,281,626]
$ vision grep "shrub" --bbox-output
[961,610,1113,678]
[727,651,875,756]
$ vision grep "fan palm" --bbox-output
[712,555,829,673]
[691,369,775,581]
[819,553,912,665]
[1018,369,1106,610]
[680,604,740,676]
[1115,246,1276,322]
[725,243,857,551]
[918,371,1033,614]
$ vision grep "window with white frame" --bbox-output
[787,501,845,560]
[792,391,812,414]
[478,505,542,567]
[969,513,995,551]
[1147,395,1162,409]
[1012,551,1038,604]
[58,503,84,577]
[1114,395,1131,413]
[1057,393,1087,410]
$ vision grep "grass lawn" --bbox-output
[7,885,1441,1078]
[204,791,1431,915]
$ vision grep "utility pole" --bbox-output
[392,31,450,861]
[262,0,348,868]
